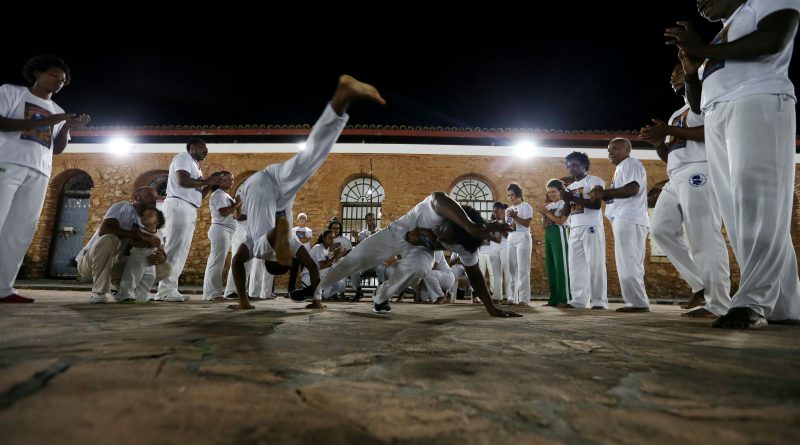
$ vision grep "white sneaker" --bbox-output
[164,289,187,302]
[89,292,108,304]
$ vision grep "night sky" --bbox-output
[3,5,798,132]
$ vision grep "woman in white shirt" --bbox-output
[535,179,570,307]
[202,171,242,301]
[506,183,533,306]
[489,202,513,304]
[302,229,347,299]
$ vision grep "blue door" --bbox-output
[49,197,91,277]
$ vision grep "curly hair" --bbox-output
[22,55,71,86]
[565,151,591,170]
[446,205,485,254]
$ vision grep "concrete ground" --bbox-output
[1,289,799,445]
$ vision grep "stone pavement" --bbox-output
[1,290,798,445]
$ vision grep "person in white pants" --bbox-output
[224,191,250,299]
[309,191,521,318]
[562,151,607,310]
[591,138,651,312]
[505,183,534,306]
[351,212,379,300]
[421,250,456,303]
[447,251,471,301]
[76,187,167,303]
[640,62,730,319]
[202,171,241,301]
[488,202,513,303]
[229,75,386,310]
[0,55,90,303]
[288,213,313,293]
[477,241,494,298]
[156,139,223,302]
[669,0,800,329]
[117,209,172,302]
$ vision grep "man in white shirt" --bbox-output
[561,151,607,310]
[667,0,800,328]
[591,138,651,312]
[288,213,313,293]
[305,192,520,318]
[156,139,223,302]
[639,62,731,319]
[229,75,386,310]
[0,55,90,303]
[76,187,167,303]
[351,212,379,299]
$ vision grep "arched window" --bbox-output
[450,178,494,221]
[340,177,384,241]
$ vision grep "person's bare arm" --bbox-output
[99,219,159,247]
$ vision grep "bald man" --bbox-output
[76,187,167,303]
[591,138,651,312]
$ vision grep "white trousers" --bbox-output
[449,263,469,295]
[203,224,234,300]
[249,259,274,299]
[118,247,171,302]
[478,252,494,293]
[508,231,532,304]
[77,235,126,294]
[705,94,800,320]
[157,197,197,297]
[488,246,513,301]
[315,226,434,303]
[651,172,731,315]
[568,225,608,308]
[224,224,251,296]
[0,164,48,296]
[612,219,650,308]
[421,269,456,301]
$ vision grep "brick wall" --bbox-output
[28,152,800,298]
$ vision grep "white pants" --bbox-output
[203,224,234,300]
[611,219,650,308]
[157,197,197,297]
[249,259,274,299]
[508,231,532,304]
[421,269,456,301]
[478,252,494,293]
[315,226,434,304]
[488,246,513,301]
[118,247,171,302]
[568,225,608,308]
[224,224,251,296]
[651,173,731,315]
[0,164,49,297]
[705,94,800,320]
[77,235,126,294]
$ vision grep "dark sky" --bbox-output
[3,5,798,131]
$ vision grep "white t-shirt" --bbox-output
[390,194,479,267]
[77,202,142,262]
[209,189,236,230]
[544,200,566,228]
[293,226,313,250]
[358,228,377,242]
[509,202,533,232]
[0,84,67,177]
[665,103,708,178]
[433,250,452,273]
[699,0,800,111]
[166,152,204,207]
[251,231,303,261]
[566,175,605,228]
[605,157,650,227]
[333,235,352,252]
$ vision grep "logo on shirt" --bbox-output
[20,103,54,149]
[700,26,729,81]
[689,174,707,187]
[589,226,596,234]
[666,109,689,153]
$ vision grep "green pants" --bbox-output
[545,225,571,305]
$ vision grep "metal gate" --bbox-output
[48,172,93,277]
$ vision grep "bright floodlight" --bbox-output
[298,142,307,151]
[514,140,537,158]
[109,138,132,156]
